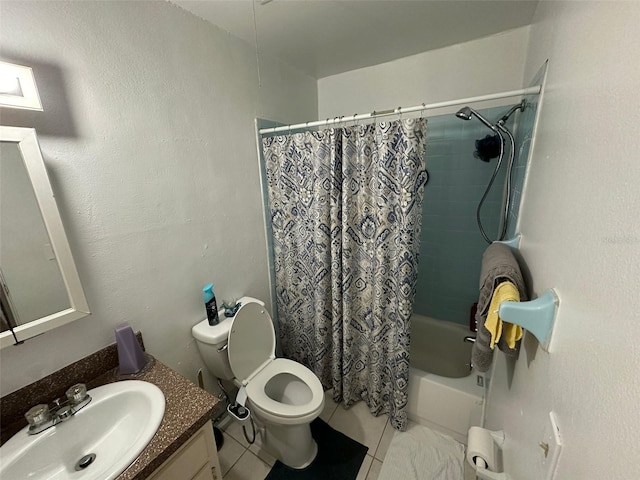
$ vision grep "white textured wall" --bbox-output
[317,27,530,118]
[0,1,316,395]
[485,2,640,479]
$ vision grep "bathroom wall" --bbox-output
[0,1,317,395]
[485,2,640,479]
[318,26,530,119]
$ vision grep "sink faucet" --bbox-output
[24,383,92,435]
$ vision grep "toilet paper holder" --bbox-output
[475,465,508,480]
[467,427,508,480]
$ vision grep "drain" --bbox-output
[75,453,97,471]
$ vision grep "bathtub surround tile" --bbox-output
[328,400,388,453]
[374,420,395,461]
[219,434,247,476]
[415,103,531,325]
[224,450,272,480]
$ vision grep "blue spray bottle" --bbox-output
[203,283,219,326]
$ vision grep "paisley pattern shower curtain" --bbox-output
[262,118,427,429]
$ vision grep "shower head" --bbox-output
[455,106,498,133]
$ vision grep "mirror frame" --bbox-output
[1,126,89,348]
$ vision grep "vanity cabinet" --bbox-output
[147,423,221,480]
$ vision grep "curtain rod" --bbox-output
[258,85,541,135]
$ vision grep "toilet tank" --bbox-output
[192,296,267,381]
[192,316,234,380]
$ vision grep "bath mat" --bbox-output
[378,423,464,480]
[264,418,368,480]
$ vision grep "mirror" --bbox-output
[0,126,89,347]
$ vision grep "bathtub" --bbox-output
[407,313,484,443]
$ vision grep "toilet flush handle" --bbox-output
[217,343,228,353]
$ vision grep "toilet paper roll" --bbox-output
[466,427,498,472]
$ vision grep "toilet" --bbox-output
[192,296,324,469]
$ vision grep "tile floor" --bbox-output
[217,391,476,480]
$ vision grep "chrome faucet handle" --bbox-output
[25,404,51,433]
[66,383,88,405]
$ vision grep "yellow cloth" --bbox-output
[485,281,523,349]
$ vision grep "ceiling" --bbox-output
[173,0,538,79]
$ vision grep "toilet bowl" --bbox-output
[192,297,324,468]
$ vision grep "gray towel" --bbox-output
[472,243,528,372]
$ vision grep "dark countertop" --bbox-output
[94,358,223,480]
[0,337,222,479]
[0,357,222,480]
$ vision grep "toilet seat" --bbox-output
[228,302,324,424]
[246,358,324,424]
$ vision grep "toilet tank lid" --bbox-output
[191,296,266,346]
[192,316,232,345]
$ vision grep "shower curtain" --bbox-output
[262,118,427,429]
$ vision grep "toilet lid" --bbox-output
[227,302,276,383]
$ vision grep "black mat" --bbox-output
[265,418,368,480]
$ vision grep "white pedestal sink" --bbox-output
[0,380,165,480]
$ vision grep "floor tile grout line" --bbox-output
[224,449,268,480]
[373,418,395,462]
[223,400,387,478]
[222,446,248,478]
[371,418,389,460]
[221,433,250,478]
[362,453,375,479]
[326,400,339,423]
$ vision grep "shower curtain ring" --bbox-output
[421,103,426,117]
[353,113,358,127]
[398,106,402,121]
